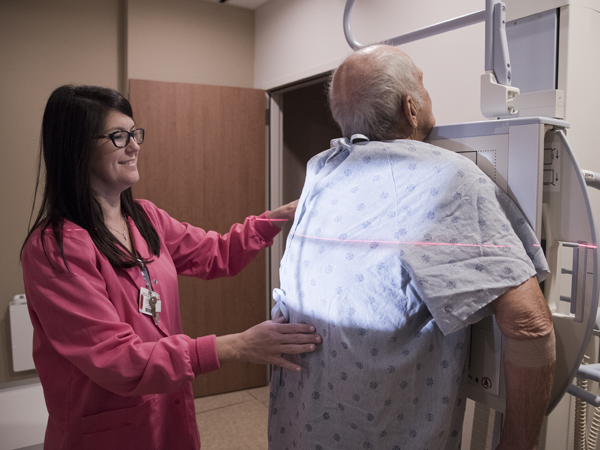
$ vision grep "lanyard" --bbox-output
[137,259,161,326]
[138,259,153,292]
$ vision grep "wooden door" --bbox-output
[129,79,267,397]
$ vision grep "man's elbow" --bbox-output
[502,312,554,341]
[493,276,556,367]
[493,276,554,340]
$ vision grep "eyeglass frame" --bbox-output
[97,128,145,148]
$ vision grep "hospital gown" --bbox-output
[268,138,549,450]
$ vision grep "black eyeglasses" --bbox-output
[98,128,145,148]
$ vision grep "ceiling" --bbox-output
[203,0,270,10]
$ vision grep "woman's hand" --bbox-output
[216,316,321,371]
[268,200,299,229]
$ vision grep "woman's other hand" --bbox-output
[268,200,299,229]
[216,315,321,371]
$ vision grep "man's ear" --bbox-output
[402,95,418,130]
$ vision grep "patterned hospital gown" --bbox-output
[268,138,549,450]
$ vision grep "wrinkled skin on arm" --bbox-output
[492,276,556,450]
[493,276,553,339]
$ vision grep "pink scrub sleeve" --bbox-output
[138,199,281,279]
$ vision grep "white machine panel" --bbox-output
[468,316,504,399]
[9,294,35,372]
[429,134,509,193]
[427,117,565,239]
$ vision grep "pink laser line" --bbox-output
[292,232,518,249]
[256,220,598,249]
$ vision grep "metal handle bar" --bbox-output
[343,0,485,50]
[568,384,600,407]
[343,0,512,86]
[582,170,600,190]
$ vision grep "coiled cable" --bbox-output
[575,374,588,450]
[588,399,600,450]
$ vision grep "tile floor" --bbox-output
[195,385,270,450]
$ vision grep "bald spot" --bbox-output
[331,45,416,107]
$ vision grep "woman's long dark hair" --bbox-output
[21,85,160,270]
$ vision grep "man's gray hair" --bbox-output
[328,49,423,141]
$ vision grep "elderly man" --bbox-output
[268,45,555,450]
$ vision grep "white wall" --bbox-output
[255,0,486,126]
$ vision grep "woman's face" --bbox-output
[90,110,141,200]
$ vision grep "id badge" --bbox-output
[139,288,161,316]
[139,287,153,316]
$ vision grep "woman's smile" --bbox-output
[90,110,141,200]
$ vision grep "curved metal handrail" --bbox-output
[343,0,485,50]
[548,130,600,413]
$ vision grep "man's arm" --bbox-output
[492,276,556,450]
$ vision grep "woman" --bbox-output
[21,85,319,450]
